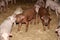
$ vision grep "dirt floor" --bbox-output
[0,3,58,40]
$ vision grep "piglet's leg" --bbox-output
[37,15,40,24]
[42,23,46,31]
[48,24,50,29]
[18,23,22,31]
[33,15,36,24]
[25,21,29,32]
[42,22,46,31]
[43,26,46,31]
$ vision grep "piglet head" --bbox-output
[8,15,16,23]
[55,26,60,36]
[41,16,51,26]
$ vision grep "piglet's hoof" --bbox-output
[9,34,12,37]
[55,31,58,33]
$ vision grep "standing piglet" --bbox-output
[0,15,16,40]
[38,7,51,31]
[15,7,37,32]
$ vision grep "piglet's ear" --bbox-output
[41,17,44,19]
